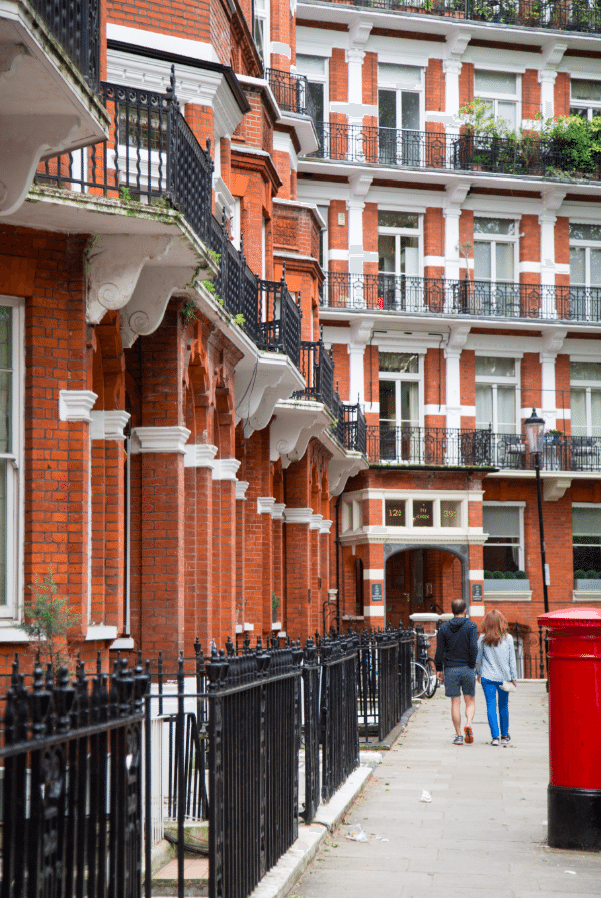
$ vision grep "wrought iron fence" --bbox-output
[320,271,601,325]
[318,634,360,802]
[294,339,335,408]
[366,424,601,472]
[38,74,213,247]
[33,0,101,89]
[258,274,302,368]
[1,655,147,898]
[266,68,316,119]
[309,122,601,183]
[303,0,601,34]
[342,402,367,455]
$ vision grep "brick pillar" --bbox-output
[362,543,385,626]
[468,485,484,621]
[137,310,190,659]
[284,508,312,640]
[212,460,240,645]
[184,444,217,648]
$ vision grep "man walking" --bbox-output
[434,598,478,745]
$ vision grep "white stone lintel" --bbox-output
[59,390,98,423]
[85,624,119,642]
[133,426,191,454]
[184,443,219,468]
[363,606,385,618]
[90,410,131,441]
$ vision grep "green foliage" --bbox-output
[574,569,587,579]
[204,280,224,306]
[514,570,528,580]
[272,592,280,611]
[233,313,246,327]
[119,186,132,202]
[181,298,198,325]
[208,249,221,267]
[504,571,516,580]
[22,568,80,673]
[585,569,601,579]
[483,570,493,579]
[492,571,505,579]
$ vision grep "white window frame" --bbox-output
[378,213,423,279]
[0,297,24,621]
[570,361,601,438]
[569,78,601,121]
[377,64,424,133]
[295,54,329,124]
[378,352,424,462]
[483,501,525,572]
[569,223,601,287]
[474,70,522,130]
[475,354,521,435]
[473,217,519,284]
[253,0,269,65]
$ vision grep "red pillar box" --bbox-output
[537,607,601,851]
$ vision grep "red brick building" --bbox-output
[1,0,601,673]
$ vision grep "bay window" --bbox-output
[475,356,519,435]
[0,299,22,620]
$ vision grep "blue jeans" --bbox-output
[481,677,509,739]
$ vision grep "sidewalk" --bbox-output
[289,683,600,898]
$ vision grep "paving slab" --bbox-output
[289,683,601,898]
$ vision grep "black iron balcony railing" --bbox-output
[38,76,214,247]
[343,403,367,456]
[33,0,100,89]
[294,340,335,407]
[309,123,601,183]
[320,272,601,325]
[367,425,601,472]
[266,68,316,120]
[258,273,302,368]
[305,0,601,35]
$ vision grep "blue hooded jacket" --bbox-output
[434,616,478,671]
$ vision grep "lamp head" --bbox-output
[524,408,545,453]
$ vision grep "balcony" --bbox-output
[0,0,109,215]
[301,0,601,35]
[258,276,302,368]
[320,273,601,325]
[307,124,601,186]
[367,425,601,472]
[342,403,367,456]
[266,68,315,120]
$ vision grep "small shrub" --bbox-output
[585,569,600,579]
[504,571,517,580]
[492,571,505,579]
[483,570,494,579]
[22,568,81,674]
[574,569,587,579]
[515,570,527,580]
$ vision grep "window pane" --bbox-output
[378,64,421,85]
[378,90,396,129]
[496,242,514,281]
[475,71,517,95]
[474,218,516,235]
[379,380,396,421]
[308,82,324,123]
[475,356,515,377]
[378,211,418,229]
[400,381,418,425]
[592,391,601,437]
[497,387,516,434]
[0,308,12,370]
[379,352,418,373]
[570,247,586,285]
[401,92,420,130]
[413,499,433,527]
[569,223,601,241]
[571,79,601,103]
[378,234,395,272]
[570,361,601,382]
[483,506,520,536]
[573,507,601,535]
[591,249,601,287]
[400,237,419,275]
[296,55,326,76]
[0,460,6,605]
[474,241,491,279]
[476,384,493,428]
[441,500,461,528]
[385,499,406,526]
[571,389,587,436]
[497,101,516,130]
[0,311,12,455]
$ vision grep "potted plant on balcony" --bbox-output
[545,428,563,443]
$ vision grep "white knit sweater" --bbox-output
[475,634,518,682]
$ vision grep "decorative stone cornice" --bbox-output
[90,410,131,441]
[320,519,333,534]
[212,459,241,482]
[257,497,276,515]
[309,514,324,531]
[59,390,98,423]
[133,426,191,454]
[272,503,286,521]
[235,480,249,500]
[283,507,313,525]
[183,444,219,468]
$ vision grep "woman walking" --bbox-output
[476,610,518,746]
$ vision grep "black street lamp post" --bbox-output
[524,408,550,680]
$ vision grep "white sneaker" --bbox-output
[501,735,511,745]
[491,737,499,746]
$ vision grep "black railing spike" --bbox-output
[281,261,286,285]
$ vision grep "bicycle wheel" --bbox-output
[411,661,429,699]
[423,658,438,698]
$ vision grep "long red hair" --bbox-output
[481,609,509,646]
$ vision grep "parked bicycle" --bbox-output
[411,629,438,699]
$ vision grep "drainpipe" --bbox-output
[335,495,341,630]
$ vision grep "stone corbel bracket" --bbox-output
[86,235,174,325]
[329,454,367,497]
[543,476,572,502]
[269,401,330,467]
[235,355,304,438]
[121,265,197,348]
[0,113,80,216]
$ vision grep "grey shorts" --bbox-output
[444,666,476,698]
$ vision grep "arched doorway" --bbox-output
[384,543,469,628]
